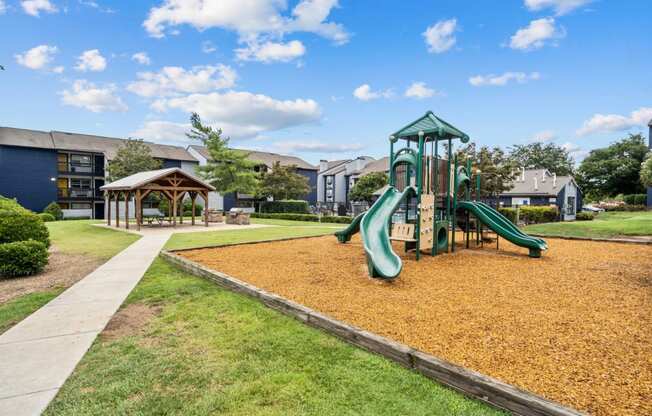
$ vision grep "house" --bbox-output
[500,168,582,221]
[187,145,317,211]
[0,127,198,219]
[316,156,375,212]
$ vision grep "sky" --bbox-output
[1,0,651,164]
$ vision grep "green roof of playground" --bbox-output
[391,111,469,142]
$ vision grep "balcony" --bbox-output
[57,162,104,176]
[58,188,103,200]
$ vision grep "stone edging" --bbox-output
[160,249,585,416]
[529,233,652,245]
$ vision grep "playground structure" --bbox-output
[336,111,547,279]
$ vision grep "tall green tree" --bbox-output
[576,134,648,199]
[456,144,517,202]
[188,113,259,195]
[106,139,161,181]
[349,172,388,204]
[257,161,311,200]
[508,142,574,175]
[639,152,652,188]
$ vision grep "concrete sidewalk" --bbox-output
[0,233,170,415]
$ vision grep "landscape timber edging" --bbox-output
[160,249,586,416]
[529,233,652,245]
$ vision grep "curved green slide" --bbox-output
[360,186,416,279]
[457,201,547,257]
[335,212,364,243]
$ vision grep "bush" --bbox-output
[251,212,352,224]
[519,206,558,224]
[38,213,56,222]
[497,208,517,224]
[0,210,50,247]
[576,212,594,221]
[0,240,49,277]
[623,194,647,205]
[0,196,29,213]
[260,200,309,214]
[605,204,647,212]
[43,201,63,220]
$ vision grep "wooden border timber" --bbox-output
[160,248,586,416]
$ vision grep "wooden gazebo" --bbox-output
[100,168,215,231]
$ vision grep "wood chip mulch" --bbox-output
[179,235,652,416]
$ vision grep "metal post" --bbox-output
[416,131,424,260]
[476,170,481,246]
[389,137,395,187]
[446,138,452,252]
[432,138,439,256]
[452,154,458,252]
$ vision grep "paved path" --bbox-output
[0,233,170,415]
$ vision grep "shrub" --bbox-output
[605,204,647,212]
[576,212,594,221]
[519,206,558,224]
[623,194,647,206]
[0,210,50,247]
[0,240,49,278]
[260,200,310,214]
[0,196,29,213]
[497,208,517,224]
[182,199,203,217]
[43,201,64,220]
[251,212,352,224]
[38,213,56,222]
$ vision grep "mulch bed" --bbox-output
[178,235,652,416]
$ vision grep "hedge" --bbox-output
[623,194,647,205]
[497,206,558,224]
[38,213,56,222]
[497,208,517,224]
[0,211,50,247]
[576,212,594,221]
[605,204,647,212]
[0,196,29,213]
[43,201,64,220]
[0,240,49,278]
[259,200,310,214]
[251,212,352,224]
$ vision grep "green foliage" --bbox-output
[260,200,309,214]
[43,201,63,220]
[456,144,517,201]
[604,204,647,212]
[189,113,259,195]
[640,153,652,188]
[0,240,49,278]
[508,142,574,176]
[0,211,50,247]
[0,196,29,213]
[251,212,352,223]
[106,139,162,181]
[575,212,594,221]
[257,161,311,200]
[497,207,517,224]
[576,134,648,198]
[38,213,56,222]
[519,206,558,224]
[623,194,647,205]
[182,199,204,217]
[349,172,388,204]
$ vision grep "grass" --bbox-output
[45,258,502,416]
[47,220,141,260]
[522,210,652,238]
[251,217,348,227]
[0,288,65,333]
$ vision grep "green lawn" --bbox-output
[45,257,502,416]
[251,217,348,227]
[0,288,65,333]
[522,210,652,238]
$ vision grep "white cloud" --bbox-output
[127,64,237,98]
[469,71,540,87]
[60,80,128,113]
[21,0,57,16]
[271,140,363,154]
[151,90,322,140]
[78,0,115,14]
[524,0,592,15]
[509,18,564,50]
[577,107,652,136]
[52,65,65,73]
[560,142,588,159]
[0,1,6,14]
[529,130,557,142]
[235,40,306,63]
[131,52,151,65]
[15,44,58,70]
[143,0,349,45]
[201,40,217,53]
[75,49,107,72]
[423,18,457,54]
[353,84,393,101]
[404,82,437,99]
[130,120,191,145]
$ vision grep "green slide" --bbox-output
[458,201,547,257]
[360,185,416,279]
[335,212,365,243]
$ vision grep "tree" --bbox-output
[640,152,652,188]
[349,172,388,204]
[508,142,574,175]
[456,144,517,203]
[257,161,311,200]
[576,134,648,199]
[188,113,259,195]
[106,139,161,181]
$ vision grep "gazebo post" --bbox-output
[202,191,209,227]
[125,191,130,230]
[172,190,177,227]
[179,192,184,225]
[135,189,141,231]
[191,192,197,225]
[115,192,120,228]
[106,191,111,226]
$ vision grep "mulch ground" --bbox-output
[178,235,652,416]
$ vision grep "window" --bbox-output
[566,196,576,215]
[57,153,68,172]
[326,176,333,185]
[70,154,92,173]
[71,178,91,189]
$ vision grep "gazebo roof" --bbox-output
[391,111,469,142]
[100,168,215,191]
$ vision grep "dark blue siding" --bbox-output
[297,168,317,205]
[223,193,236,211]
[162,159,182,168]
[0,145,58,212]
[556,187,566,219]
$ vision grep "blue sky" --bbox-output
[1,0,650,164]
